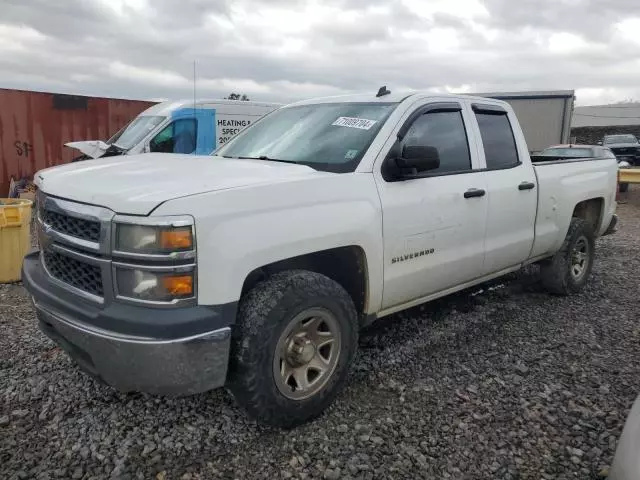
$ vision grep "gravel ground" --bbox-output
[2,187,640,480]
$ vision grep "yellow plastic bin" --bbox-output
[0,198,33,283]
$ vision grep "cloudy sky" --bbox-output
[2,0,640,106]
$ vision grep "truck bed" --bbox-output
[529,156,618,259]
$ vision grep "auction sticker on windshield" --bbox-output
[332,117,377,130]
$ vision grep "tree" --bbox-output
[225,93,250,101]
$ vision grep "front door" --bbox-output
[374,101,489,310]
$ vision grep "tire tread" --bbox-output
[227,270,358,428]
[540,217,594,295]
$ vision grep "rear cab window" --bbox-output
[472,104,520,170]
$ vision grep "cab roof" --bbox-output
[285,90,511,108]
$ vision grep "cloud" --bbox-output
[109,62,191,88]
[1,0,640,105]
[481,0,640,39]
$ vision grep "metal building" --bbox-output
[0,88,155,196]
[470,90,575,152]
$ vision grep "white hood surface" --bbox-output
[35,154,322,215]
[64,140,111,159]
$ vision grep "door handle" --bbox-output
[464,188,486,198]
[518,181,536,190]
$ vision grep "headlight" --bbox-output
[115,267,195,302]
[116,223,194,254]
[112,216,197,304]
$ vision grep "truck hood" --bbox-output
[64,140,111,159]
[35,154,324,215]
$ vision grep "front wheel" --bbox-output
[227,270,358,428]
[540,218,595,295]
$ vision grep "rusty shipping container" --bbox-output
[0,88,156,196]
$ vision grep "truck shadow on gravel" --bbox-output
[358,265,544,352]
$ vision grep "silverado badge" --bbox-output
[392,248,435,264]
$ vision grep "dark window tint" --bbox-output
[150,119,197,154]
[475,112,519,169]
[403,111,471,173]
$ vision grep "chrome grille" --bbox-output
[40,208,101,242]
[43,250,104,297]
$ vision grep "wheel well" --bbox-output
[572,198,603,233]
[241,246,369,315]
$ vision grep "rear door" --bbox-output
[470,103,537,274]
[374,100,489,310]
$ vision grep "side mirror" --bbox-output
[382,145,440,181]
[143,144,151,153]
[397,145,440,172]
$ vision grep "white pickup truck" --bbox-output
[23,90,618,427]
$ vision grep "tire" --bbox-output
[619,182,629,193]
[540,218,595,295]
[227,270,358,428]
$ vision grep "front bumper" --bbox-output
[22,252,234,396]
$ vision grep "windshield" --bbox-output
[106,123,128,145]
[215,102,398,172]
[112,115,165,150]
[604,135,638,144]
[539,147,594,157]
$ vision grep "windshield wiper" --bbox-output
[235,155,300,165]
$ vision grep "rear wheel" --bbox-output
[227,270,358,428]
[540,218,595,295]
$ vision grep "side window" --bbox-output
[149,119,197,154]
[474,110,519,169]
[402,111,471,173]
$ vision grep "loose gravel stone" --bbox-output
[323,468,340,480]
[1,187,640,479]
